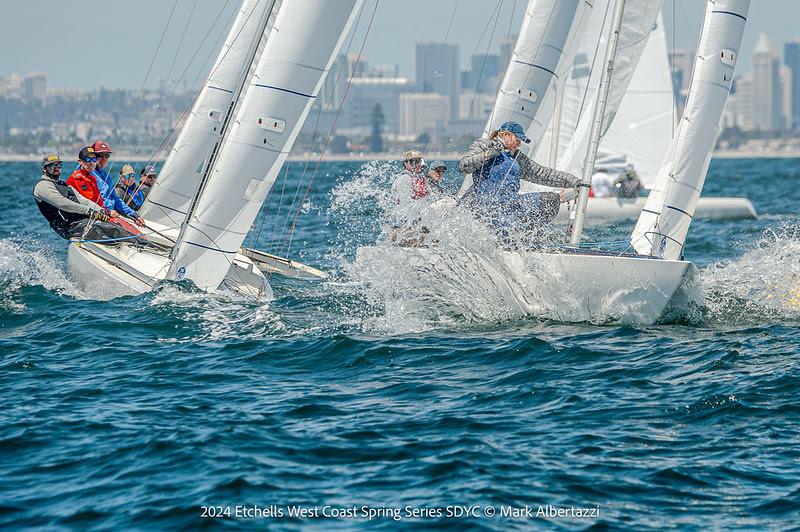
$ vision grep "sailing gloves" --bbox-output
[89,211,111,223]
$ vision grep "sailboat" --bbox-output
[67,0,362,299]
[533,5,757,222]
[359,0,749,325]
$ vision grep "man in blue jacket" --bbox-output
[91,141,145,226]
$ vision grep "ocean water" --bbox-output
[2,158,800,529]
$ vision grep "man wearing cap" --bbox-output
[115,164,144,210]
[138,166,158,200]
[459,120,580,231]
[391,150,429,202]
[90,141,145,226]
[427,160,447,195]
[33,153,109,239]
[67,146,105,207]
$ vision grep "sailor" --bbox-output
[391,150,429,202]
[115,164,144,210]
[615,163,643,198]
[138,165,158,200]
[426,160,447,194]
[91,141,145,225]
[590,168,614,198]
[459,121,580,231]
[66,146,105,207]
[33,153,144,244]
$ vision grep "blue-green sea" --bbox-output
[2,158,800,530]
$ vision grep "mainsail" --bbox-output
[459,0,593,197]
[630,0,749,259]
[169,0,364,291]
[140,0,280,228]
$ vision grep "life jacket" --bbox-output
[67,168,105,208]
[33,178,89,239]
[474,152,520,206]
[411,174,429,199]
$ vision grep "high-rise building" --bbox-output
[321,53,370,111]
[752,33,784,131]
[415,41,459,121]
[500,34,517,75]
[784,41,800,129]
[341,77,411,136]
[723,74,755,131]
[24,73,47,101]
[466,53,500,94]
[399,93,450,138]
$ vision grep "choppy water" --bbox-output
[2,158,800,529]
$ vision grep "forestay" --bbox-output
[631,0,749,259]
[552,0,663,180]
[140,0,280,228]
[459,0,593,197]
[169,0,363,291]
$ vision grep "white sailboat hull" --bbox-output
[355,246,697,325]
[555,195,757,222]
[67,241,273,301]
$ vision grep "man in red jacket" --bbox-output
[66,146,105,209]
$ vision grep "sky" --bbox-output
[1,0,798,91]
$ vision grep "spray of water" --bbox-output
[0,237,82,311]
[700,225,800,324]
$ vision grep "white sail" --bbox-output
[631,0,749,259]
[139,0,279,228]
[555,0,663,180]
[458,0,593,197]
[487,0,593,149]
[599,10,676,186]
[169,0,363,291]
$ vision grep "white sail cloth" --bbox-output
[599,11,676,186]
[488,0,593,151]
[458,0,593,197]
[631,0,749,259]
[140,0,279,228]
[551,0,663,180]
[169,0,363,291]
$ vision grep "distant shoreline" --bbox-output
[2,150,799,163]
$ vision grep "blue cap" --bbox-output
[498,121,531,144]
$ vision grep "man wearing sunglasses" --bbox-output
[391,150,429,203]
[33,153,109,239]
[426,160,447,194]
[67,146,105,207]
[91,140,145,226]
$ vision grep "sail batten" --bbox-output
[169,0,364,291]
[140,0,280,228]
[459,0,593,197]
[631,0,750,259]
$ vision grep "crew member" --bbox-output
[459,121,579,232]
[66,146,105,207]
[590,168,614,198]
[391,150,428,202]
[33,153,143,244]
[91,141,145,225]
[115,164,144,210]
[427,160,447,194]
[615,163,643,198]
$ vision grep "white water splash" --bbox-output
[0,238,82,311]
[700,226,800,323]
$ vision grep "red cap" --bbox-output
[92,140,112,154]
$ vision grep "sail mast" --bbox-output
[630,0,750,258]
[569,0,626,244]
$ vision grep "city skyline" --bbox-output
[3,1,800,91]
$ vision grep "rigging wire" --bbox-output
[276,0,381,258]
[257,0,369,259]
[165,0,200,89]
[140,0,179,93]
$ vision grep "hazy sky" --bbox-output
[1,0,798,91]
